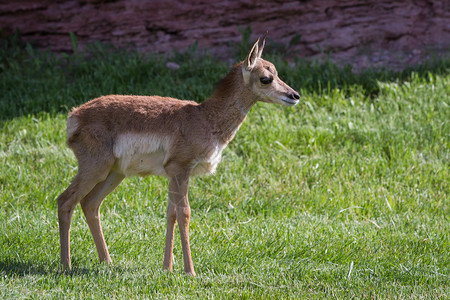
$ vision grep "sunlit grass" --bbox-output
[0,38,448,298]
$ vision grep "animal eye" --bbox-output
[260,76,273,84]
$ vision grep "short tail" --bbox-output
[66,114,79,145]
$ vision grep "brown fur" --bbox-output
[57,37,299,275]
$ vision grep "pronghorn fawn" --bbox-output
[57,36,300,276]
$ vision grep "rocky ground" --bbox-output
[1,0,449,70]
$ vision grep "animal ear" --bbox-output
[244,37,260,71]
[257,31,268,58]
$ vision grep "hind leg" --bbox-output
[80,171,124,264]
[58,161,113,270]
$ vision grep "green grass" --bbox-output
[0,37,449,298]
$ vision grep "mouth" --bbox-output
[281,98,299,106]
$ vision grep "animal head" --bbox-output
[242,36,300,106]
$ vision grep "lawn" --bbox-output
[0,35,448,298]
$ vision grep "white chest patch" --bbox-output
[191,142,226,176]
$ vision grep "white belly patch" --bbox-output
[113,133,171,176]
[112,133,226,177]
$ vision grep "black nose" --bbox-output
[288,91,300,100]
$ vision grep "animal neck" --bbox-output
[200,63,257,145]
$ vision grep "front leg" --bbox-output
[163,167,196,276]
[176,204,195,276]
[163,200,176,271]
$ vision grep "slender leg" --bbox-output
[176,205,195,276]
[80,171,124,264]
[58,172,106,270]
[58,152,114,271]
[165,172,196,276]
[58,180,81,271]
[163,201,177,271]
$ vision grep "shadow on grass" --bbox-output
[0,257,150,279]
[0,32,449,122]
[0,258,54,277]
[0,258,105,277]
